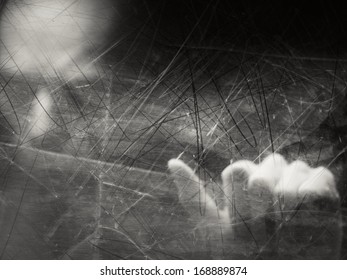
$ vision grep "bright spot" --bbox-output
[0,0,116,81]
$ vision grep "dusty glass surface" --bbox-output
[0,0,346,259]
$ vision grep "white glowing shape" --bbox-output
[29,89,53,138]
[248,153,288,191]
[168,152,340,227]
[0,0,115,80]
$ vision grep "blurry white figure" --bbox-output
[168,153,342,259]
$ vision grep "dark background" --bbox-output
[115,0,347,54]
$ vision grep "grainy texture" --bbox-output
[0,0,346,259]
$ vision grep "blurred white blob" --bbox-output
[168,158,230,222]
[27,88,53,138]
[170,153,339,217]
[0,0,116,81]
[298,166,338,199]
[223,153,339,201]
[248,153,288,191]
[274,160,311,195]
